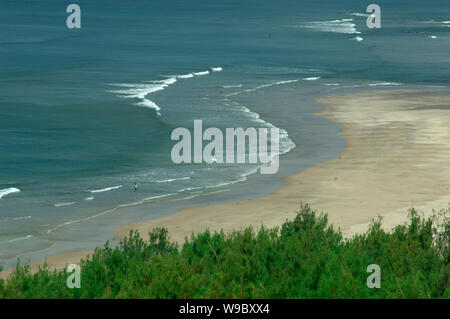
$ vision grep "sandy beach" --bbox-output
[3,88,450,279]
[117,89,450,244]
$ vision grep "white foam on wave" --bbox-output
[155,177,190,183]
[0,216,31,223]
[223,95,296,160]
[174,168,261,197]
[54,202,76,207]
[207,177,248,190]
[83,197,94,201]
[421,20,450,28]
[223,84,243,88]
[225,79,300,97]
[170,195,197,201]
[303,77,321,81]
[351,36,364,42]
[110,67,220,115]
[110,79,175,114]
[178,186,203,193]
[222,78,298,158]
[368,82,402,87]
[0,187,20,200]
[47,192,177,234]
[349,12,370,17]
[13,216,31,221]
[110,77,178,115]
[161,77,177,85]
[275,79,300,85]
[298,19,361,34]
[137,99,161,111]
[143,193,177,201]
[177,73,194,79]
[9,235,33,243]
[206,189,231,195]
[193,70,210,76]
[111,82,169,97]
[89,185,122,193]
[422,20,450,25]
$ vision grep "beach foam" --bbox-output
[298,19,361,35]
[351,36,364,42]
[54,202,76,207]
[225,79,300,97]
[0,187,20,200]
[223,99,295,158]
[193,70,210,76]
[223,84,243,88]
[46,192,178,234]
[0,216,31,223]
[143,193,177,201]
[155,177,190,183]
[110,80,174,115]
[89,185,123,193]
[368,82,402,87]
[110,68,220,115]
[177,73,194,79]
[422,20,450,27]
[9,235,33,243]
[223,80,297,158]
[348,12,370,17]
[137,99,161,111]
[13,216,31,221]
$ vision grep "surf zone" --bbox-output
[171,120,280,174]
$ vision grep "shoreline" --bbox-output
[116,89,450,244]
[3,88,450,279]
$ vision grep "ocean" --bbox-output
[1,0,449,268]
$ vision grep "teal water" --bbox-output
[1,0,449,266]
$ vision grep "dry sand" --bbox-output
[2,89,450,279]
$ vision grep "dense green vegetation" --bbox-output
[0,205,448,298]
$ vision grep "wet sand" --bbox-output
[3,89,450,279]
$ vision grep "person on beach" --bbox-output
[133,183,137,192]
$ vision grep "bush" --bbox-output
[0,204,448,298]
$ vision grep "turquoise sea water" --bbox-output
[1,0,449,267]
